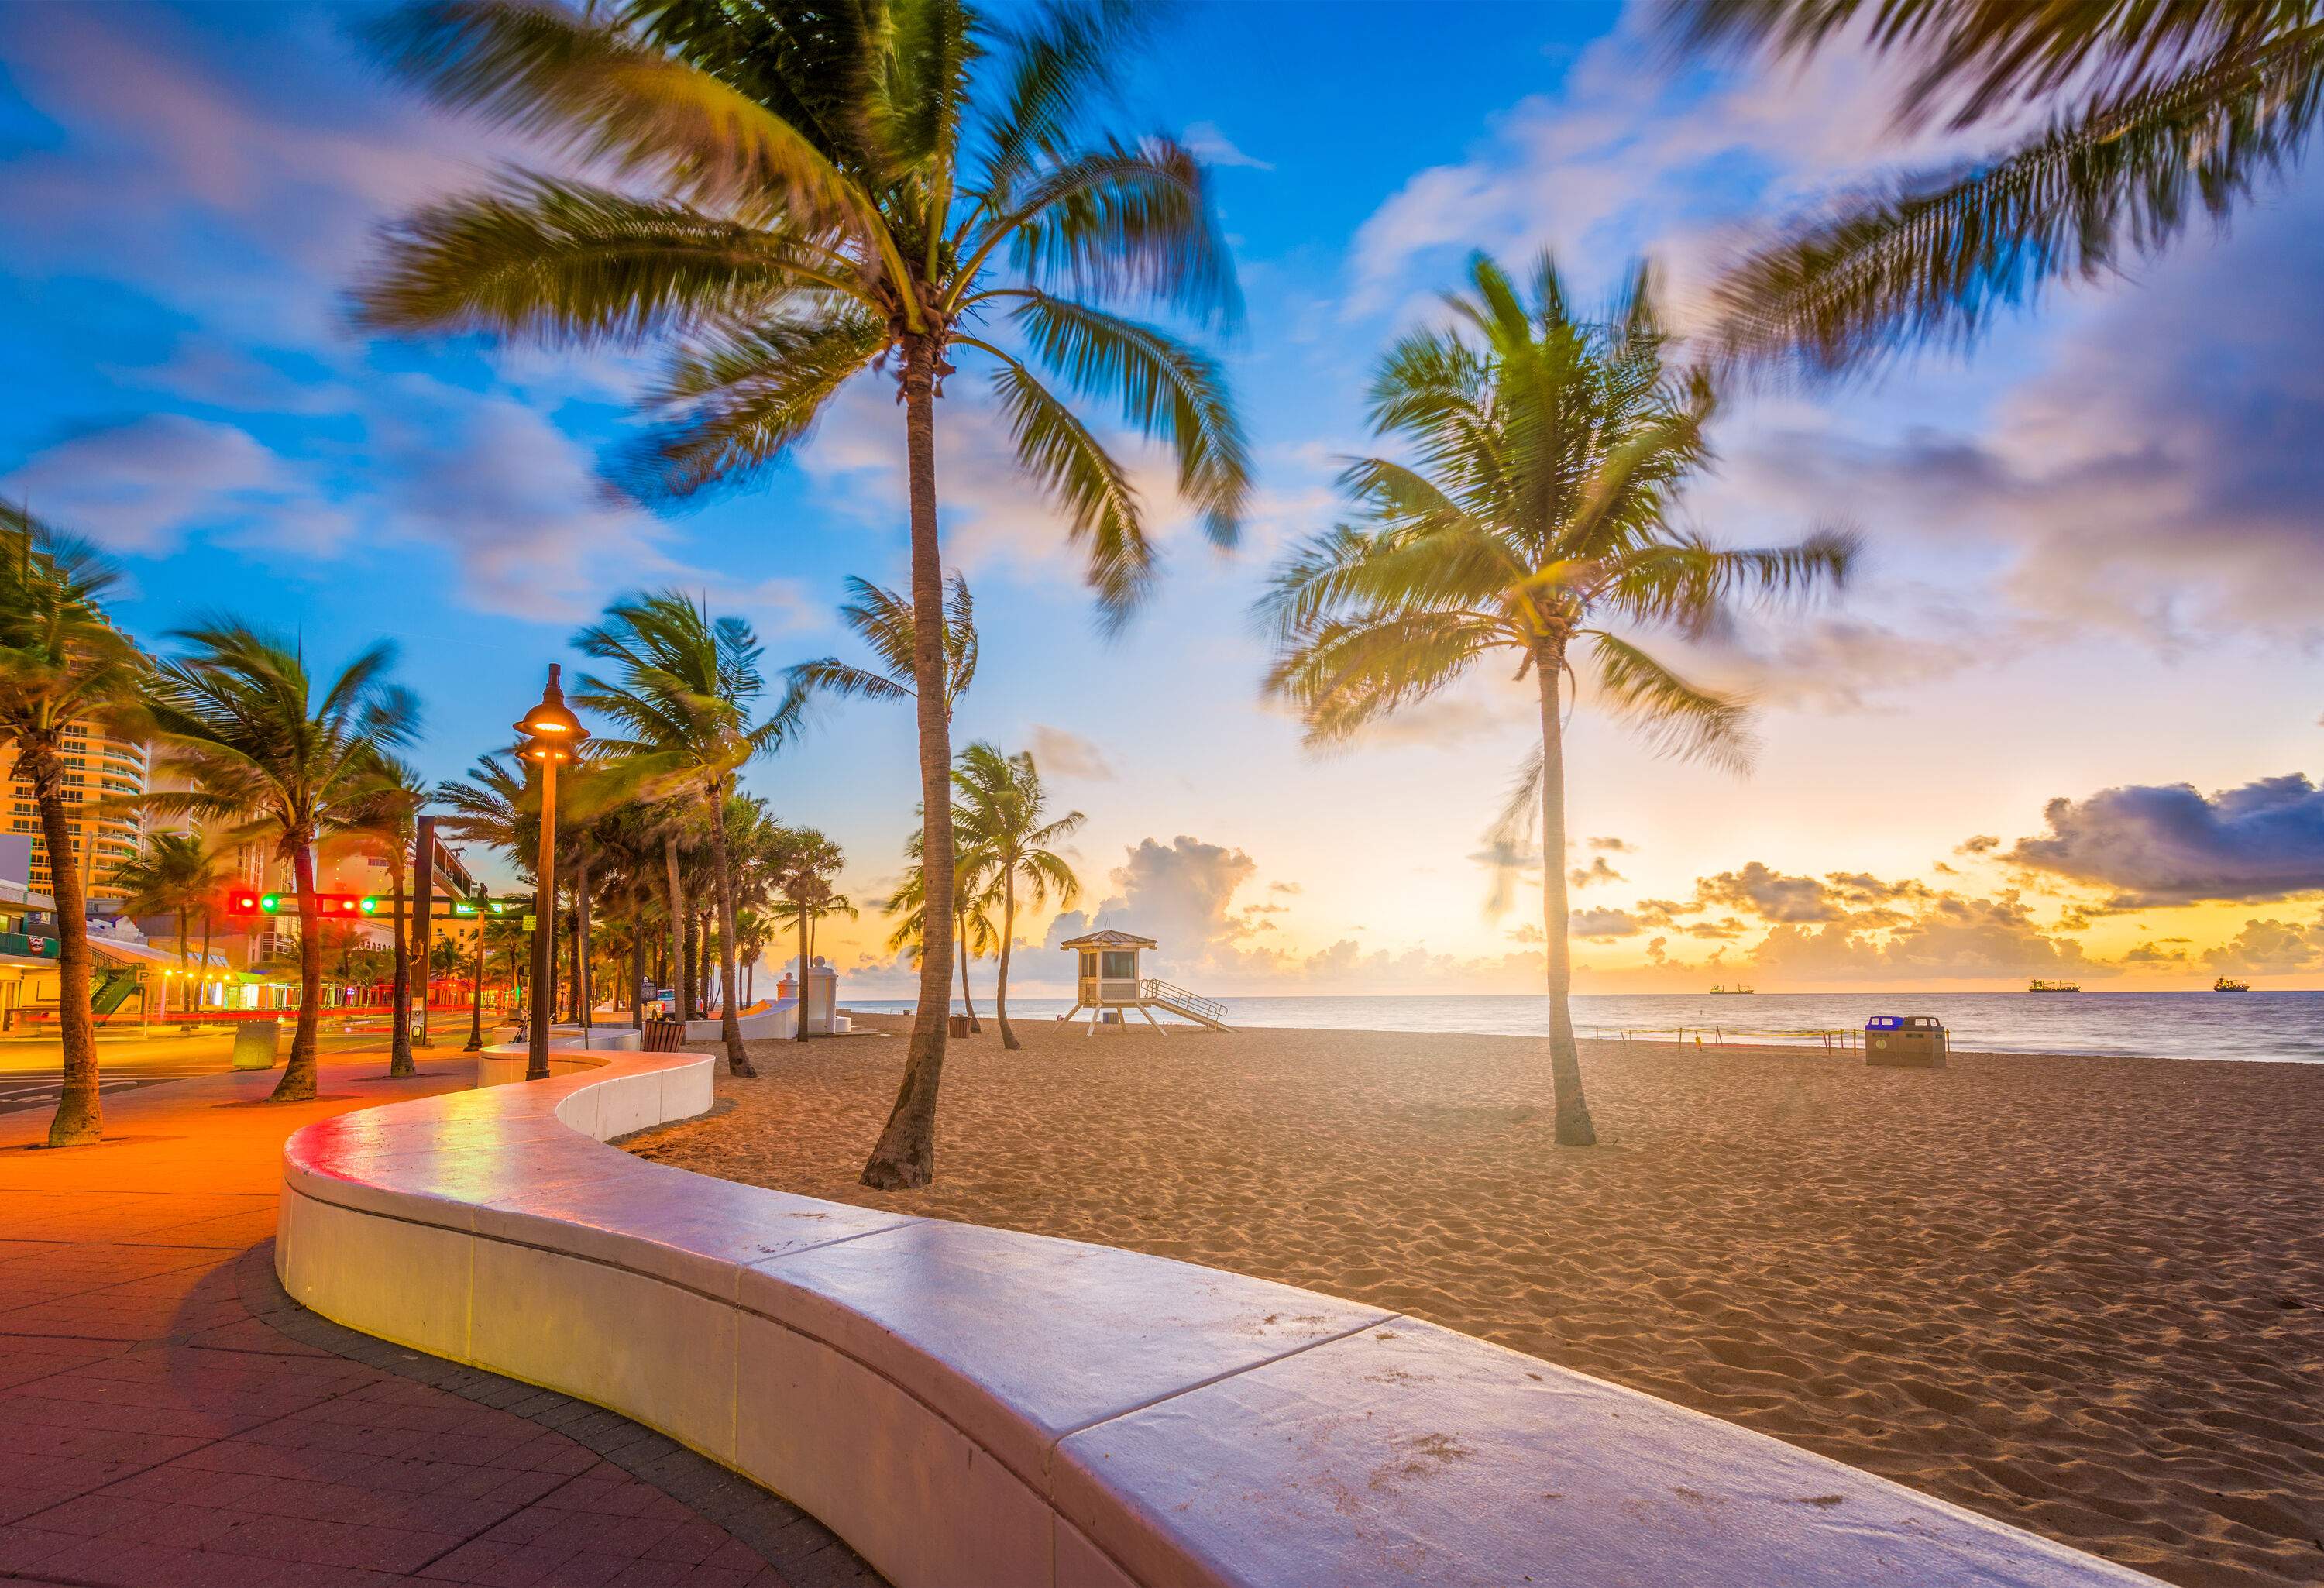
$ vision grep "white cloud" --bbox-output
[1183,121,1273,171]
[3,413,351,554]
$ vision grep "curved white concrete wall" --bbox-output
[277,1050,2161,1588]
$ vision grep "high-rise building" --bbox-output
[5,722,146,899]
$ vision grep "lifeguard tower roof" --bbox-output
[1057,928,1157,950]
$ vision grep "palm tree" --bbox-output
[338,754,431,1075]
[428,933,464,985]
[774,827,845,1042]
[357,0,1250,1189]
[105,830,225,1023]
[1262,253,1854,1146]
[952,743,1081,1050]
[885,823,1001,1035]
[1669,1,2324,373]
[787,573,978,717]
[574,591,791,1076]
[143,624,419,1103]
[0,505,149,1146]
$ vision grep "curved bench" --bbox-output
[278,1049,2160,1588]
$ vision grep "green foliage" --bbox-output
[787,572,978,717]
[1673,0,2324,373]
[357,0,1250,627]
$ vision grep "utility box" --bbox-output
[231,1018,282,1071]
[1865,1014,1948,1068]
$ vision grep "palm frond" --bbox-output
[1586,631,1757,772]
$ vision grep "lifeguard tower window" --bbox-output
[1101,950,1139,979]
[1078,950,1098,978]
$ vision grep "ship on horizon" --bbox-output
[1708,984,1755,995]
[2213,977,2251,992]
[2027,979,2082,993]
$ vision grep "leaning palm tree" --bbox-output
[0,506,149,1146]
[336,753,431,1075]
[1263,253,1854,1147]
[105,830,225,1023]
[787,573,978,717]
[1669,0,2324,373]
[952,742,1081,1050]
[357,0,1250,1188]
[143,625,420,1103]
[574,591,792,1075]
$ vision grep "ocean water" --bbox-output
[845,989,2324,1064]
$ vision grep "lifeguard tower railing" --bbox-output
[1144,979,1227,1026]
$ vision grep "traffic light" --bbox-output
[449,897,526,917]
[225,892,383,917]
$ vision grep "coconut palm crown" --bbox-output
[356,0,1250,1188]
[142,624,420,1104]
[787,572,978,717]
[1669,0,2324,373]
[1262,252,1855,1146]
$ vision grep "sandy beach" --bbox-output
[624,1017,2324,1587]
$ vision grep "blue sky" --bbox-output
[4,0,2322,996]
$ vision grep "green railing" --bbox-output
[0,929,60,961]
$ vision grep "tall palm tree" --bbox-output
[143,624,420,1103]
[105,830,228,1022]
[0,506,149,1146]
[1262,253,1854,1147]
[882,819,1000,1033]
[574,591,791,1075]
[774,827,845,1042]
[338,753,431,1075]
[787,573,978,717]
[952,742,1081,1050]
[357,0,1250,1189]
[1669,0,2324,372]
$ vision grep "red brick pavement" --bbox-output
[0,1052,878,1588]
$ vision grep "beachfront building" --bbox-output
[1055,928,1231,1032]
[5,719,146,902]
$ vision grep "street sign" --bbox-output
[225,892,383,917]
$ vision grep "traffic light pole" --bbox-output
[411,816,435,1049]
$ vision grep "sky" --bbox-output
[2,0,2321,999]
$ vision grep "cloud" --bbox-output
[2005,775,2324,906]
[2201,916,2324,976]
[1030,725,1116,782]
[1745,894,2113,983]
[1183,121,1273,171]
[1569,855,1625,889]
[1570,908,1642,940]
[1692,861,1843,923]
[1587,836,1633,853]
[4,413,351,554]
[1040,835,1259,975]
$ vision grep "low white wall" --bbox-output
[278,1050,2161,1588]
[682,998,796,1043]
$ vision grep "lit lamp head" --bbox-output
[513,663,589,753]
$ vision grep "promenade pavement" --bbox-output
[0,1048,879,1588]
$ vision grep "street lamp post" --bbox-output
[463,899,487,1052]
[516,665,587,1082]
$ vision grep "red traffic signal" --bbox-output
[225,892,384,918]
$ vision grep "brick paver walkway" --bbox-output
[0,1051,880,1588]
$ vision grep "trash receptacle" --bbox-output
[947,1014,971,1037]
[231,1017,282,1071]
[1865,1014,1948,1067]
[642,1017,686,1053]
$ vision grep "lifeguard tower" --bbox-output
[1057,929,1230,1033]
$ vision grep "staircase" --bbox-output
[1142,979,1232,1031]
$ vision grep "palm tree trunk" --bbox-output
[199,911,212,1020]
[997,868,1019,1050]
[957,910,980,1033]
[37,769,100,1146]
[792,903,809,1043]
[387,852,414,1077]
[705,786,754,1076]
[1536,655,1597,1147]
[575,856,593,1037]
[177,906,193,1023]
[663,834,693,1022]
[273,841,323,1102]
[631,913,646,1032]
[862,340,954,1188]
